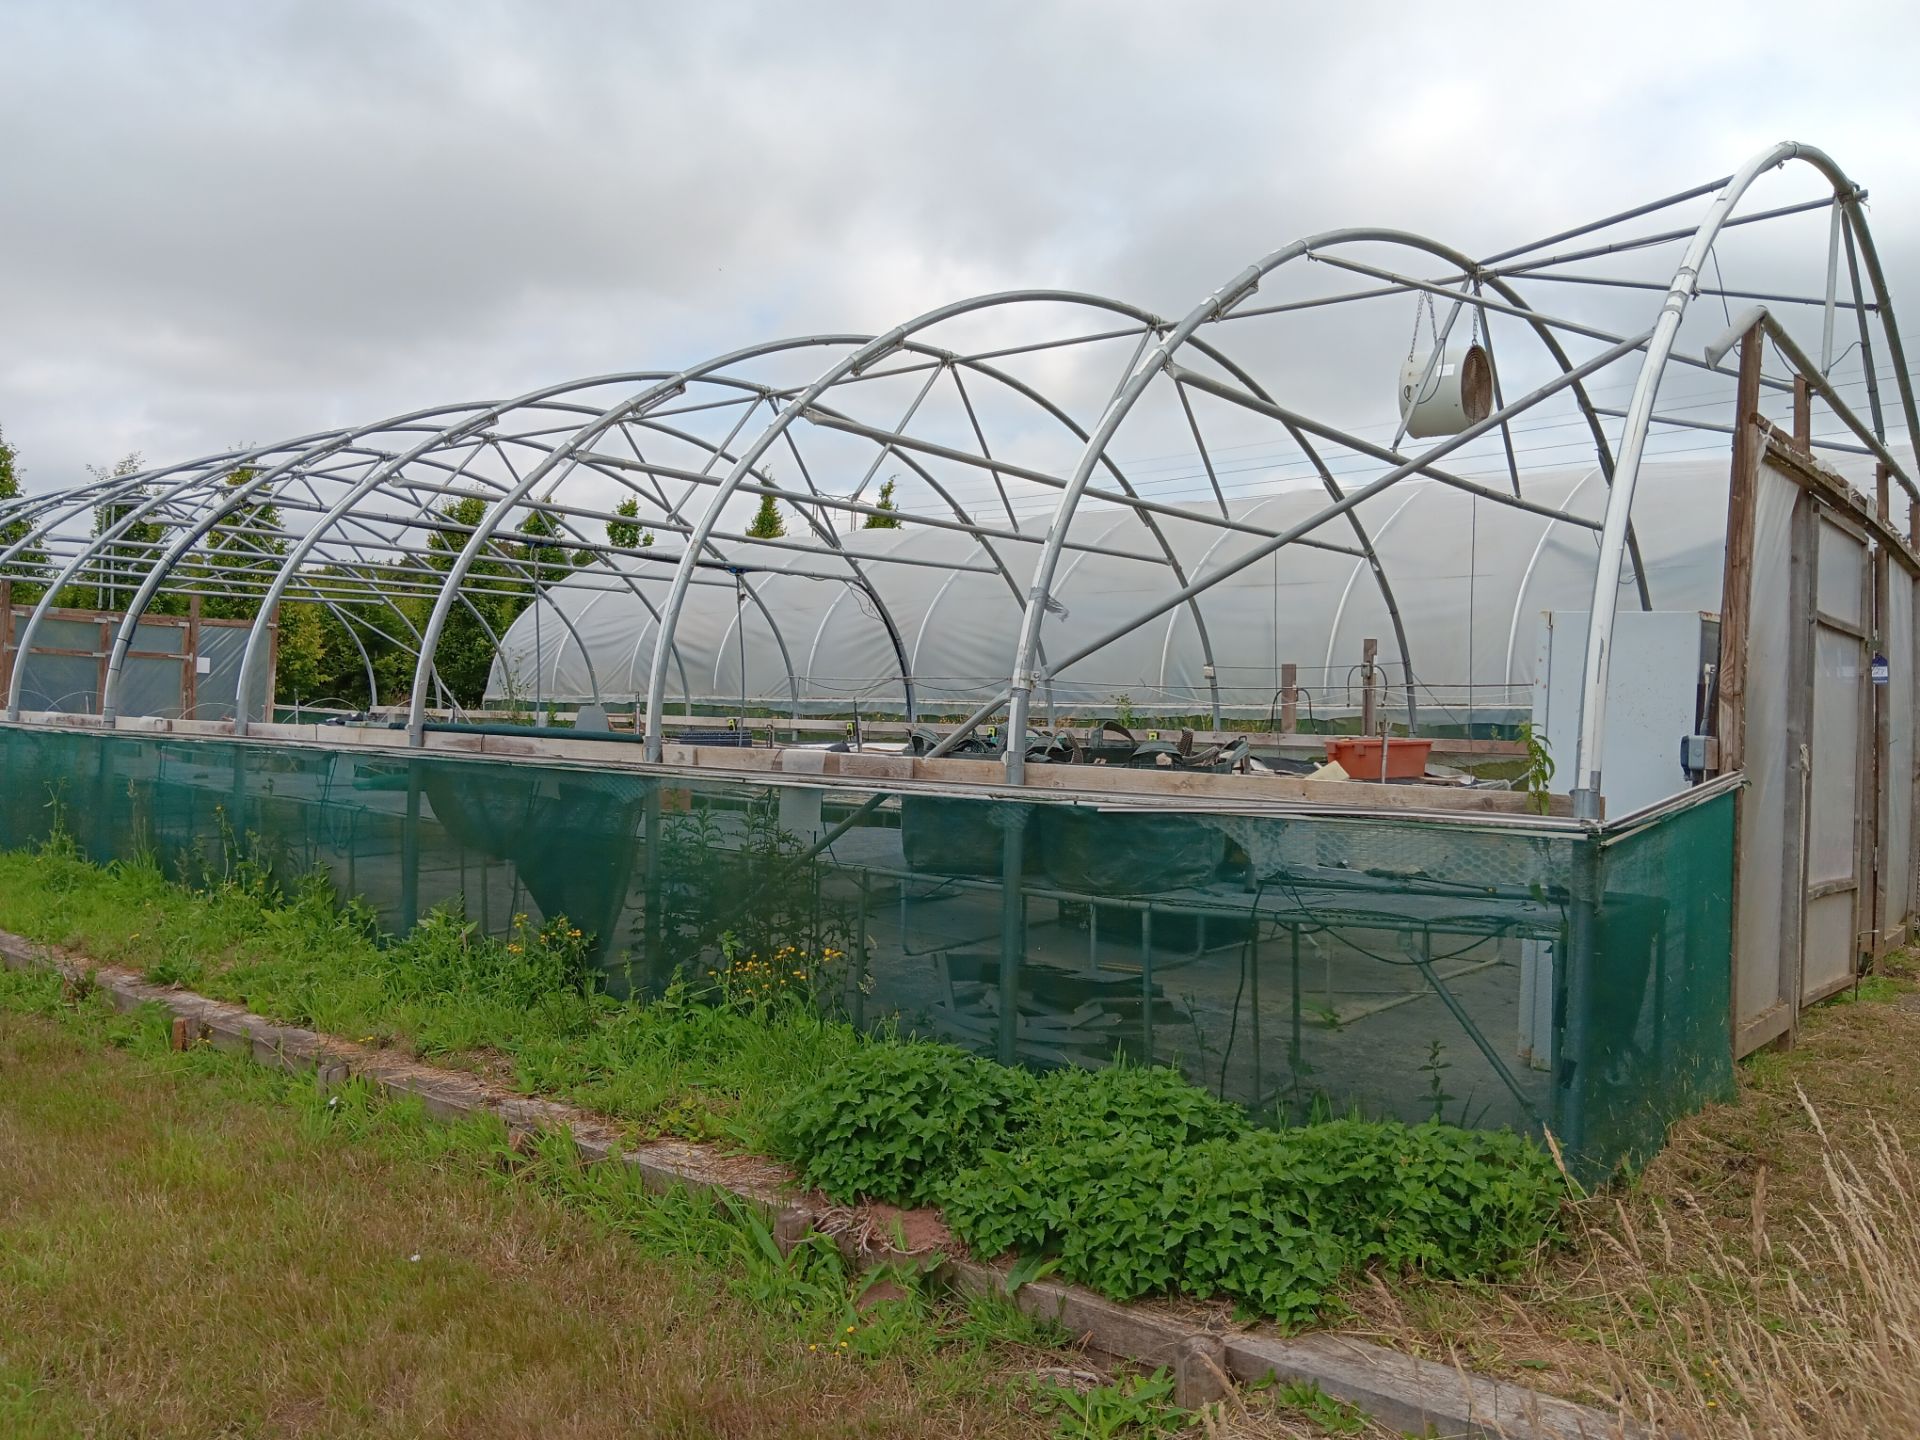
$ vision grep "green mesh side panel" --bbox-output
[0,726,1735,1178]
[1571,791,1737,1169]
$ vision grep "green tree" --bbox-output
[0,426,51,604]
[606,495,641,550]
[78,453,167,612]
[518,506,569,587]
[423,496,509,707]
[272,595,342,706]
[863,476,901,529]
[587,497,652,566]
[194,466,286,619]
[746,493,785,539]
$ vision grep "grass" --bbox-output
[0,984,1392,1440]
[0,965,1080,1439]
[0,837,864,1153]
[1336,952,1920,1434]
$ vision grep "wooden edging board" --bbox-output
[0,929,1635,1439]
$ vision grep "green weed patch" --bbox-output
[771,1045,1566,1329]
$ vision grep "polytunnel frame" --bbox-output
[983,224,1699,783]
[3,422,591,725]
[1,138,1913,827]
[1569,141,1920,818]
[395,348,923,747]
[631,287,1452,762]
[404,316,1258,751]
[49,379,790,732]
[622,195,1825,769]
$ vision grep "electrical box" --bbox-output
[1532,610,1720,818]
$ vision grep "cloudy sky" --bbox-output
[3,0,1917,495]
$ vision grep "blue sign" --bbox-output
[1872,653,1891,686]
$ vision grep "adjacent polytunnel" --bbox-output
[487,456,1761,724]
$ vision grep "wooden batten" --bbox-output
[183,595,201,721]
[1716,330,1764,774]
[1760,423,1920,578]
[0,582,13,701]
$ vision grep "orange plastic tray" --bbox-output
[1322,737,1433,780]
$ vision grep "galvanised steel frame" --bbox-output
[2,141,1913,817]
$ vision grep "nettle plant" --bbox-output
[770,1050,1565,1330]
[770,1042,1033,1208]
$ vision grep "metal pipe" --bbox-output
[1476,173,1735,267]
[1170,366,1609,530]
[1488,195,1843,279]
[798,409,1365,558]
[979,333,1649,767]
[1823,198,1843,373]
[1569,142,1894,819]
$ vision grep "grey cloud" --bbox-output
[3,0,1918,491]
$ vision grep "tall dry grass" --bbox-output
[1592,1088,1920,1438]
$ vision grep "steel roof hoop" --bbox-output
[936,331,1651,767]
[1570,141,1920,820]
[95,430,385,723]
[231,374,724,738]
[638,290,1272,759]
[228,397,527,736]
[399,342,879,746]
[374,420,742,718]
[998,228,1657,782]
[5,448,297,721]
[811,332,1229,728]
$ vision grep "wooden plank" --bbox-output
[1223,1333,1639,1440]
[1359,637,1378,736]
[369,706,1529,759]
[1872,467,1890,958]
[0,585,13,703]
[1735,1000,1794,1057]
[1814,609,1868,641]
[95,620,109,716]
[1716,330,1764,773]
[265,607,279,721]
[1793,374,1812,451]
[1779,491,1818,1044]
[183,595,200,721]
[1280,662,1297,733]
[1855,515,1877,972]
[1721,332,1764,1059]
[1911,567,1920,939]
[31,605,182,626]
[96,714,1569,819]
[1762,426,1920,576]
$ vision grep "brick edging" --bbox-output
[0,930,1635,1439]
